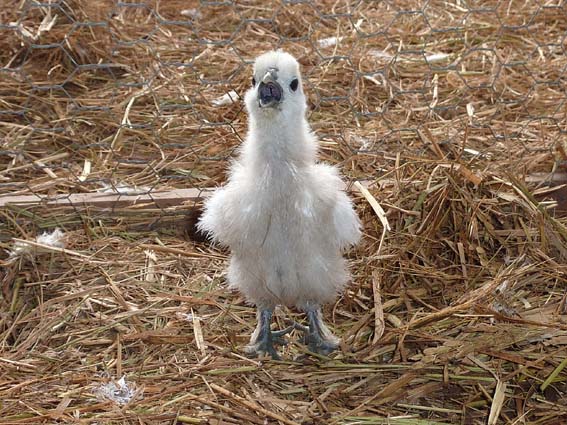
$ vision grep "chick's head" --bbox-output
[245,50,306,120]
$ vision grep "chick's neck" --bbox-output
[243,112,317,173]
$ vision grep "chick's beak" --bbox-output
[258,70,282,108]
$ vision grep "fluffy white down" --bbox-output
[199,50,361,309]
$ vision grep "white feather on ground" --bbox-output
[94,376,138,405]
[9,228,66,260]
[211,90,240,107]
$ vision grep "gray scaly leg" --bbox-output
[244,308,294,360]
[295,306,340,355]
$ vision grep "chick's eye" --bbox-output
[290,78,299,92]
[252,77,256,86]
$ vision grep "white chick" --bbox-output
[199,50,361,358]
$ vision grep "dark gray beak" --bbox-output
[258,70,282,108]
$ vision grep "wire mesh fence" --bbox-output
[1,1,567,423]
[2,1,565,209]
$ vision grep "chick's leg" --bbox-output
[244,308,294,360]
[297,306,340,355]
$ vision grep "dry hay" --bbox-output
[1,0,566,424]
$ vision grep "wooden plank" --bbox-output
[0,188,214,209]
[0,181,370,210]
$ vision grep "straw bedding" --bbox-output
[0,1,566,423]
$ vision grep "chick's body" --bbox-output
[202,137,359,309]
[199,50,360,356]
